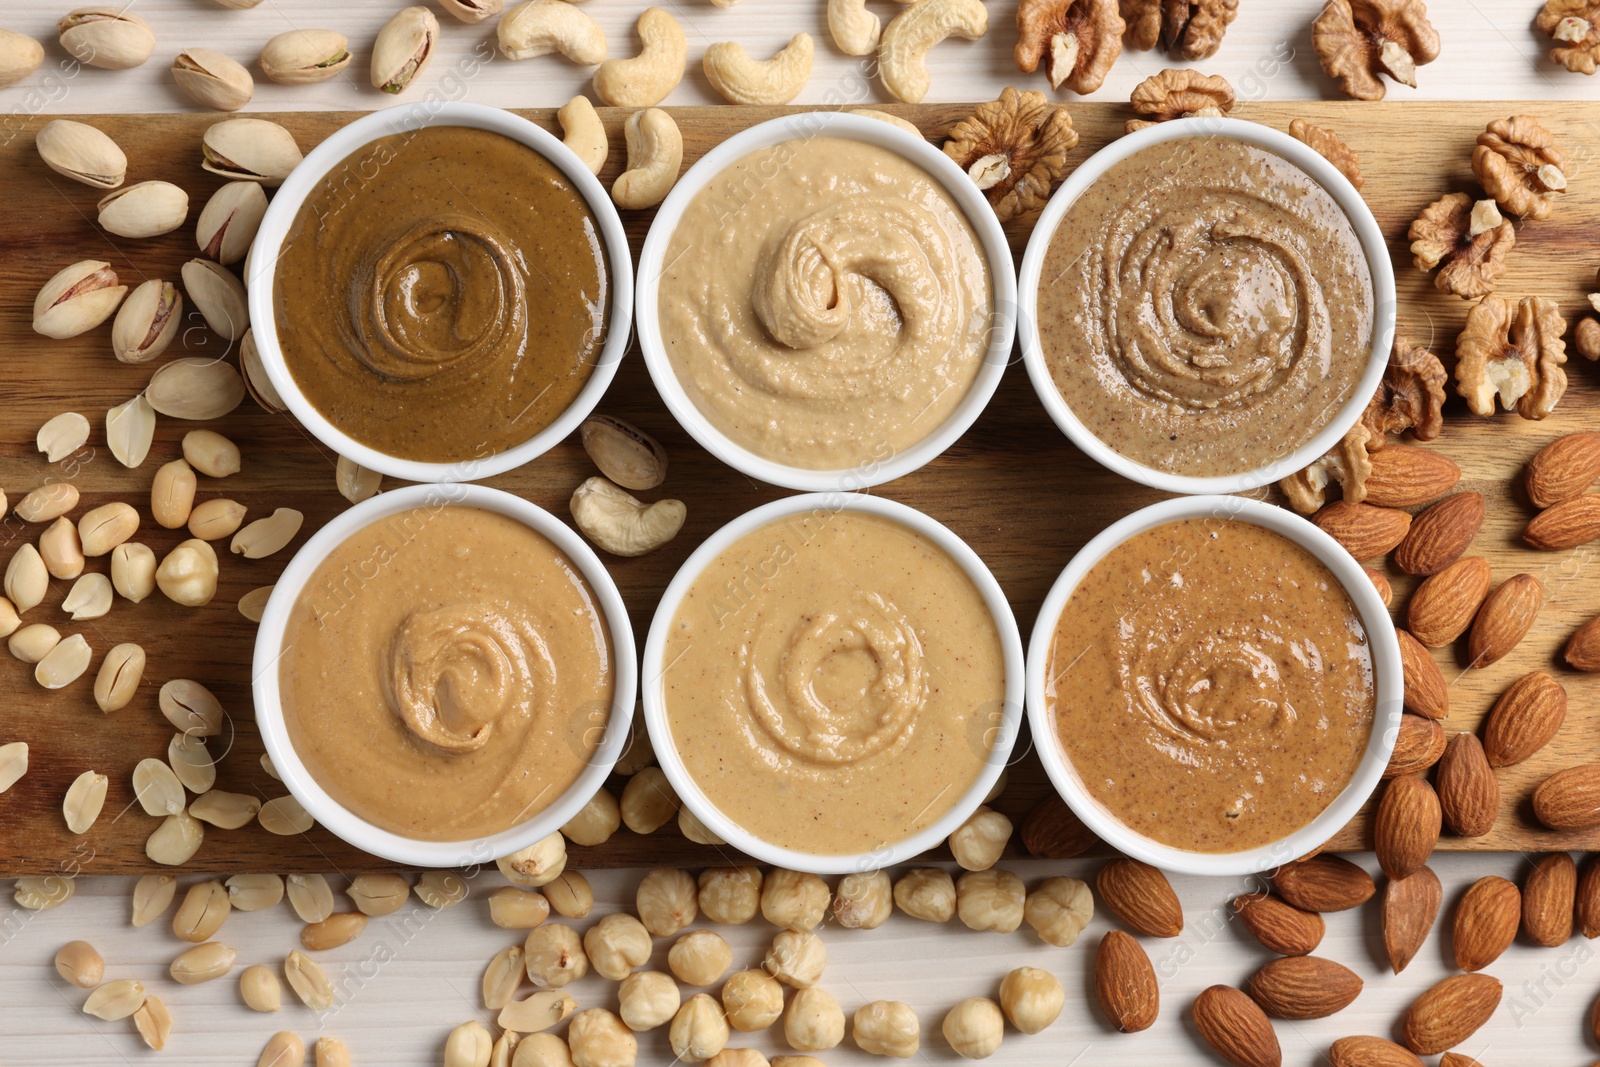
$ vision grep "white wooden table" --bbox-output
[4,1,1599,1064]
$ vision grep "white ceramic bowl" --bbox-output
[246,101,634,484]
[1025,495,1402,876]
[635,112,1017,493]
[252,483,637,867]
[1017,116,1397,495]
[642,493,1024,875]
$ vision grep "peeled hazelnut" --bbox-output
[833,869,892,929]
[783,986,844,1053]
[523,923,587,987]
[619,970,680,1032]
[949,805,1012,871]
[722,969,783,1033]
[998,966,1064,1035]
[637,867,698,937]
[669,929,733,988]
[155,539,219,607]
[699,866,762,925]
[956,868,1025,933]
[671,993,730,1063]
[942,997,1004,1059]
[893,868,956,922]
[762,929,824,988]
[584,912,652,981]
[761,870,830,932]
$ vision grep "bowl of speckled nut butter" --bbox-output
[1018,117,1396,495]
[252,483,635,867]
[247,101,631,483]
[643,494,1024,874]
[636,112,1016,492]
[1026,496,1402,876]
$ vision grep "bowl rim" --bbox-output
[251,482,638,867]
[244,100,635,485]
[641,492,1025,875]
[1015,115,1398,496]
[633,111,1018,493]
[1023,494,1403,876]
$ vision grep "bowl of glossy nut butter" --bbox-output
[1026,496,1402,876]
[642,494,1024,874]
[1018,117,1396,494]
[636,112,1016,492]
[253,484,635,866]
[247,101,632,483]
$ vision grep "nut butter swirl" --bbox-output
[742,591,928,766]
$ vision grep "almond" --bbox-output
[1394,492,1483,575]
[1399,972,1501,1055]
[1191,985,1280,1067]
[1436,733,1498,837]
[1362,566,1392,607]
[1532,764,1600,830]
[1395,631,1447,720]
[1270,855,1374,913]
[1096,858,1182,938]
[1246,956,1361,1020]
[1384,714,1447,779]
[1565,613,1600,671]
[1578,854,1600,938]
[1405,556,1491,648]
[1525,492,1600,550]
[1482,670,1566,766]
[1521,852,1576,947]
[1231,893,1325,956]
[1382,865,1441,974]
[1526,431,1600,507]
[1452,875,1519,972]
[1328,1035,1424,1067]
[1365,445,1461,507]
[1466,573,1543,667]
[1019,794,1097,859]
[1440,1054,1486,1067]
[1311,501,1412,561]
[1373,776,1439,881]
[1093,929,1158,1033]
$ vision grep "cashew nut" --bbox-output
[849,108,923,138]
[829,0,881,56]
[570,476,685,557]
[497,0,607,65]
[879,0,988,104]
[704,33,814,105]
[611,108,682,210]
[593,8,686,107]
[558,95,608,175]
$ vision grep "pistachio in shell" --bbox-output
[196,181,267,265]
[112,280,183,364]
[0,29,44,88]
[372,6,439,94]
[172,47,253,112]
[259,29,350,84]
[36,119,126,189]
[240,329,287,415]
[201,118,303,186]
[34,260,127,339]
[58,8,156,70]
[97,181,188,239]
[146,357,247,421]
[180,258,249,341]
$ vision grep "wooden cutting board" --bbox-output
[2,100,1597,876]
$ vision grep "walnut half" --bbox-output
[1363,330,1447,444]
[943,87,1078,222]
[1474,116,1568,220]
[1279,421,1375,515]
[1455,295,1569,420]
[1312,0,1440,101]
[1537,0,1600,74]
[1121,0,1238,59]
[1407,192,1515,300]
[1288,119,1363,190]
[1125,68,1234,132]
[1014,0,1124,95]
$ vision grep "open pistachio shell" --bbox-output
[180,258,249,341]
[201,118,302,186]
[371,6,438,94]
[34,260,127,339]
[240,329,287,414]
[58,8,156,70]
[112,280,183,364]
[172,47,253,111]
[97,181,189,239]
[196,181,268,265]
[259,29,350,84]
[36,119,126,189]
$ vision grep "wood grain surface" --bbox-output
[3,100,1599,877]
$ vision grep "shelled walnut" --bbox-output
[942,88,1078,221]
[1288,119,1363,189]
[1279,421,1376,515]
[1124,68,1234,131]
[1537,0,1600,74]
[1574,270,1600,360]
[1474,116,1568,220]
[1312,0,1440,100]
[1407,192,1515,299]
[1013,0,1124,94]
[1455,294,1568,420]
[1364,331,1447,443]
[1122,0,1238,59]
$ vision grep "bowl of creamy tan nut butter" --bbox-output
[247,101,632,483]
[1026,495,1403,876]
[253,483,635,867]
[1018,116,1396,495]
[642,493,1024,874]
